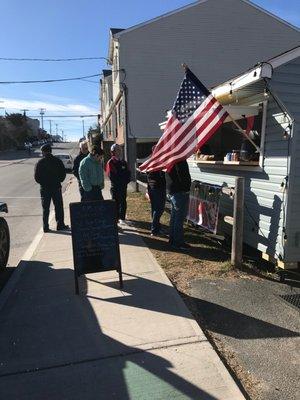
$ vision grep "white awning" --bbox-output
[223,105,259,122]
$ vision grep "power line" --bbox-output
[0,73,101,85]
[82,79,100,84]
[27,114,98,118]
[0,57,109,62]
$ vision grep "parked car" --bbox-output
[0,203,10,269]
[56,154,74,171]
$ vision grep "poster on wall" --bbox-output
[187,182,221,234]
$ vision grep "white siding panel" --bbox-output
[264,58,300,262]
[119,0,300,139]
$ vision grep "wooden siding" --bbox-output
[270,57,300,262]
[118,0,300,140]
[188,96,290,261]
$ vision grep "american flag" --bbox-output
[139,68,228,172]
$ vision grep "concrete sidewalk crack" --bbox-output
[0,336,208,379]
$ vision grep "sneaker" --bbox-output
[43,227,50,233]
[118,219,126,225]
[57,224,70,231]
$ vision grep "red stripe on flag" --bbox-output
[147,108,228,172]
[143,103,225,171]
[140,96,217,171]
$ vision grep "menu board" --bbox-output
[70,200,123,293]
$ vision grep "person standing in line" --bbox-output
[165,160,191,250]
[73,140,89,201]
[34,143,69,233]
[79,145,104,201]
[106,144,131,224]
[146,169,166,236]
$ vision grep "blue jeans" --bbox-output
[168,192,189,246]
[148,187,166,234]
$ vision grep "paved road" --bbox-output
[0,142,78,268]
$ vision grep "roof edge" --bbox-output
[114,0,299,39]
[240,0,300,32]
[114,0,208,38]
[212,45,300,98]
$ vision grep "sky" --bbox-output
[0,0,299,141]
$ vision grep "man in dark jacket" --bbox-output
[165,160,191,250]
[72,140,89,200]
[34,144,69,232]
[106,144,131,224]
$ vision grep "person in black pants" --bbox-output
[72,140,89,201]
[106,144,131,224]
[147,170,166,236]
[34,144,69,233]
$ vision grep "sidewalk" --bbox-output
[0,179,246,400]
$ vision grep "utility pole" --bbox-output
[21,109,29,117]
[39,108,46,130]
[55,123,58,135]
[81,117,85,138]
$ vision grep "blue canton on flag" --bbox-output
[139,68,228,172]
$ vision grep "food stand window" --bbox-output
[195,103,266,167]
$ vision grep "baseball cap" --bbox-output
[110,143,121,152]
[41,143,52,153]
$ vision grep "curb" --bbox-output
[0,178,74,313]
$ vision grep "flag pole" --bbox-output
[226,115,260,152]
[181,63,260,152]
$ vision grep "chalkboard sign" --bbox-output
[70,200,123,294]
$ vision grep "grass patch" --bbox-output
[126,191,275,292]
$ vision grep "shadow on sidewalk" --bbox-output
[0,261,219,400]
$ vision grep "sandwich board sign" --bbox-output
[70,200,123,294]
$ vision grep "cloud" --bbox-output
[0,96,98,115]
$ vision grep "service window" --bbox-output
[195,103,265,166]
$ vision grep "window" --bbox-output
[195,103,265,167]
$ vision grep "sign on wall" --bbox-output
[187,182,221,234]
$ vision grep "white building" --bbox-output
[101,0,300,172]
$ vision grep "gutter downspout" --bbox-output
[121,83,129,163]
[101,90,123,130]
